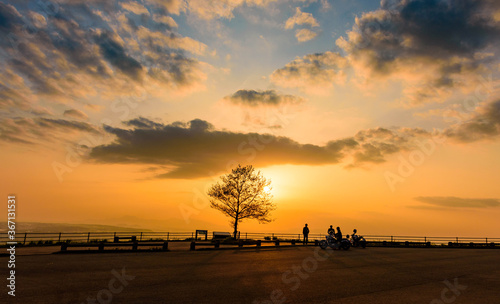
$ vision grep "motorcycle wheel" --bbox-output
[319,240,328,249]
[361,240,366,248]
[341,241,351,250]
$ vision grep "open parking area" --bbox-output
[1,247,499,303]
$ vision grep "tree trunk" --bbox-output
[233,214,239,239]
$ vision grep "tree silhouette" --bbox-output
[208,164,276,238]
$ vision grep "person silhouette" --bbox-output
[335,226,343,242]
[327,225,335,236]
[302,224,309,245]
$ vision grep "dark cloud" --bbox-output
[124,117,164,129]
[342,0,500,69]
[271,0,500,104]
[0,3,21,31]
[444,99,500,142]
[336,0,500,97]
[224,90,305,107]
[63,109,89,120]
[90,118,347,178]
[89,117,430,178]
[95,31,143,81]
[415,196,500,208]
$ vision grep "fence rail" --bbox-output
[1,231,499,246]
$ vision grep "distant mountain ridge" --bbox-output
[0,222,152,233]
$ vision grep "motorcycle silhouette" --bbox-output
[319,233,351,250]
[351,229,367,248]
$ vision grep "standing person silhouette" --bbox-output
[302,224,309,245]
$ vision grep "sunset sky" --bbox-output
[1,0,500,236]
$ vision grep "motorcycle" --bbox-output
[319,234,351,250]
[351,233,367,248]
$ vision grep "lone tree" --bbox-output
[208,164,276,238]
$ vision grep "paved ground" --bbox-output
[1,246,499,303]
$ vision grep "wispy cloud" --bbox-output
[270,52,348,94]
[295,28,318,42]
[0,117,101,145]
[414,196,500,208]
[63,109,89,121]
[285,7,319,29]
[224,89,305,107]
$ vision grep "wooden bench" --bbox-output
[190,241,220,250]
[113,236,137,242]
[60,241,168,252]
[212,232,231,240]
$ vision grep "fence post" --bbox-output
[167,232,169,241]
[140,232,143,241]
[58,233,61,243]
[24,233,27,245]
[456,237,459,244]
[424,237,427,243]
[391,236,393,242]
[87,232,90,243]
[245,232,247,240]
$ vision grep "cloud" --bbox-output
[63,109,89,120]
[224,89,305,107]
[414,196,500,208]
[345,127,430,168]
[295,28,317,42]
[0,117,101,145]
[152,14,178,28]
[285,7,320,29]
[94,31,144,81]
[145,0,277,20]
[444,99,500,142]
[90,117,346,178]
[338,0,500,69]
[270,52,349,94]
[120,2,150,15]
[89,117,431,178]
[272,0,500,105]
[136,26,209,56]
[334,0,500,104]
[0,0,207,116]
